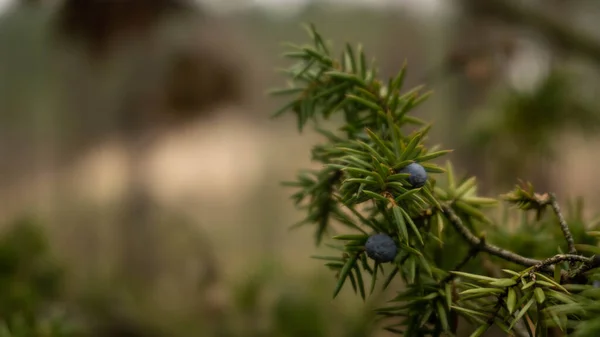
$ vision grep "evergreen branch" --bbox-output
[565,255,600,282]
[274,25,600,336]
[443,203,589,282]
[549,193,577,255]
[530,254,591,276]
[503,185,577,257]
[441,204,547,271]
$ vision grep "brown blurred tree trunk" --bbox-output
[51,0,245,293]
[40,0,247,332]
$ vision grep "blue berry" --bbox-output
[399,163,428,189]
[365,233,397,263]
[594,280,600,288]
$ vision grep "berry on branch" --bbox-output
[365,233,398,263]
[399,163,428,189]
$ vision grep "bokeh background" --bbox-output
[0,0,599,336]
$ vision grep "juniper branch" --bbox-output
[531,254,591,276]
[564,255,600,283]
[549,193,577,255]
[441,204,548,271]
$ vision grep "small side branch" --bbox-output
[549,193,577,255]
[441,205,548,271]
[531,254,591,275]
[566,255,600,280]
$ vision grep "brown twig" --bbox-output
[549,193,577,255]
[566,254,600,280]
[441,204,549,271]
[530,254,591,277]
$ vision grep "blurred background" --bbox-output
[0,0,599,336]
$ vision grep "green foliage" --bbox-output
[271,24,600,337]
[273,288,328,337]
[229,264,377,337]
[0,217,77,337]
[0,215,378,337]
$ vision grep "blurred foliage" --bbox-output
[229,261,377,337]
[0,215,379,337]
[466,68,600,189]
[0,217,77,337]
